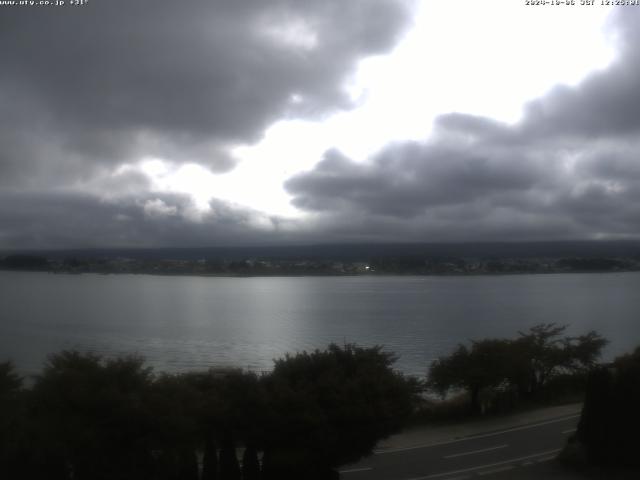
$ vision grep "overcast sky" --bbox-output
[1,0,639,249]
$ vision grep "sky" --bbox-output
[1,0,639,249]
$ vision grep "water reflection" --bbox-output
[1,271,639,377]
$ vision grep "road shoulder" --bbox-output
[375,403,582,453]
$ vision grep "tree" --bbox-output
[576,366,613,465]
[0,361,22,395]
[0,345,420,479]
[564,330,609,370]
[0,361,25,477]
[146,372,204,479]
[428,339,512,414]
[219,433,241,480]
[201,435,219,480]
[261,344,420,478]
[241,445,260,480]
[428,325,608,412]
[177,448,199,480]
[577,346,640,467]
[29,351,156,480]
[513,324,607,397]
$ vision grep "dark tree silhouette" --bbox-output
[242,445,261,480]
[261,343,419,477]
[0,361,25,478]
[513,324,607,397]
[2,345,419,480]
[219,434,241,480]
[577,366,613,465]
[0,361,22,395]
[428,339,512,414]
[202,434,219,480]
[428,324,608,413]
[178,448,199,480]
[28,351,156,480]
[577,346,640,467]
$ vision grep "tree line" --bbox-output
[0,324,617,478]
[0,344,419,480]
[574,346,640,468]
[426,323,607,414]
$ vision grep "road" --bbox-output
[339,413,580,480]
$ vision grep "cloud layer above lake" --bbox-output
[1,3,640,248]
[286,9,640,242]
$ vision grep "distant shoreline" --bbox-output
[3,265,640,278]
[3,249,640,278]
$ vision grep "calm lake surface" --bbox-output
[1,271,639,377]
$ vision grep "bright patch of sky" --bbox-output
[259,14,319,51]
[143,0,616,217]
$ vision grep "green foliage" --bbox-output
[178,448,199,480]
[29,351,156,480]
[512,324,607,396]
[219,434,241,480]
[241,445,260,480]
[201,435,219,480]
[0,361,22,396]
[428,340,512,413]
[427,324,607,414]
[0,361,26,478]
[262,343,420,475]
[578,346,640,467]
[0,344,420,479]
[147,372,202,449]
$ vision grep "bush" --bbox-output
[577,346,640,467]
[261,344,421,477]
[427,324,607,414]
[0,345,421,479]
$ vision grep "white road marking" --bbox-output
[562,428,577,434]
[478,465,514,476]
[444,444,508,459]
[339,467,373,474]
[375,414,580,454]
[405,448,561,480]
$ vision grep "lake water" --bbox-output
[1,271,639,377]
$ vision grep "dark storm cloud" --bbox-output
[286,140,550,218]
[520,9,640,139]
[0,0,413,185]
[285,8,640,242]
[5,4,640,248]
[0,191,296,249]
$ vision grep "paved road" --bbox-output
[339,413,580,480]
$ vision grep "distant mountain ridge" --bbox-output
[4,240,640,262]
